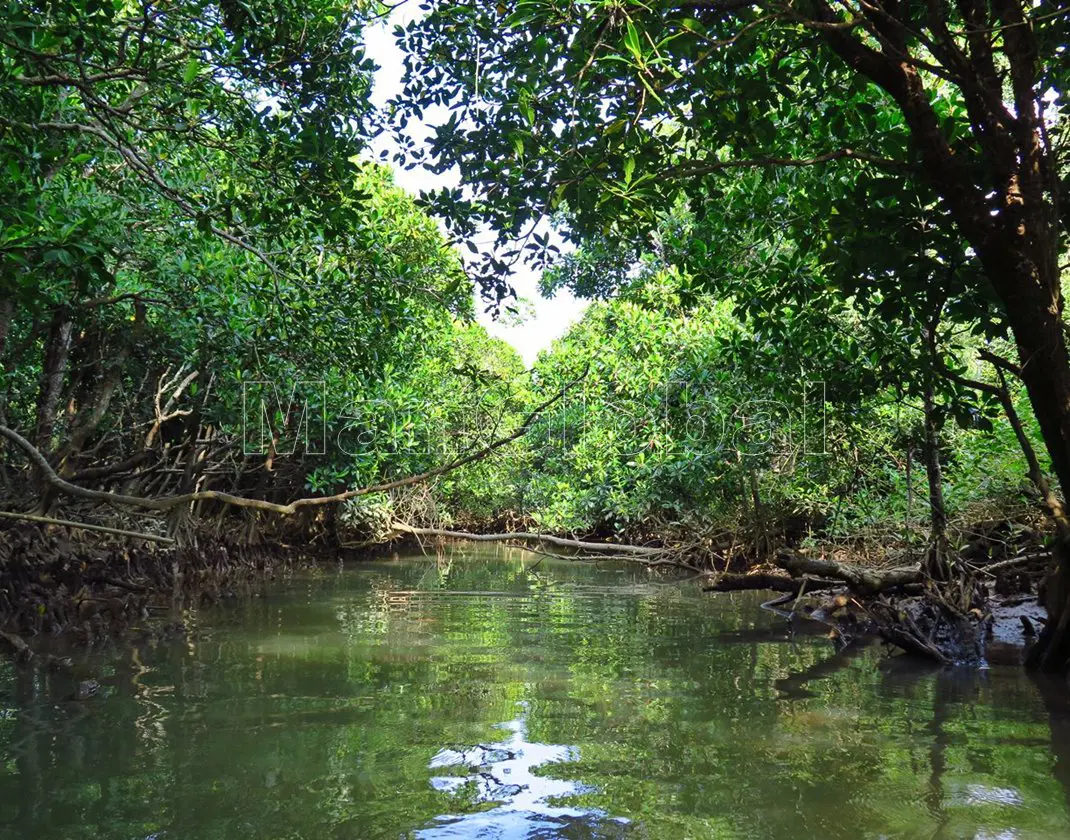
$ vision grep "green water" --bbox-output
[2,546,1070,839]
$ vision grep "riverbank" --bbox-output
[0,520,339,656]
[0,500,1057,671]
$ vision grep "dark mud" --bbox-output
[0,522,336,656]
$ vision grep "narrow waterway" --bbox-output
[2,545,1069,839]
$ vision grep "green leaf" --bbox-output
[624,21,642,62]
[183,56,201,84]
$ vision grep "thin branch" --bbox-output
[0,371,582,516]
[389,522,663,556]
[978,348,1021,377]
[668,147,909,177]
[0,510,174,544]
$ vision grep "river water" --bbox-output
[2,545,1070,839]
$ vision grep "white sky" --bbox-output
[362,11,586,366]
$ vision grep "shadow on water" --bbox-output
[1031,672,1070,817]
[880,656,1070,840]
[773,638,874,699]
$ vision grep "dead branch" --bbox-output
[144,364,199,448]
[775,550,923,594]
[0,510,174,544]
[973,550,1053,577]
[0,372,577,518]
[68,449,157,483]
[391,523,662,556]
[496,540,702,572]
[870,598,953,665]
[703,572,842,594]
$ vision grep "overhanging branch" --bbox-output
[0,370,582,517]
[667,147,910,178]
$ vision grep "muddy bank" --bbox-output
[0,522,344,655]
[708,543,1053,667]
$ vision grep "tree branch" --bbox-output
[0,510,174,544]
[0,371,581,517]
[388,522,663,556]
[668,147,909,177]
[776,549,923,594]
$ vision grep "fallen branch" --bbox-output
[776,550,923,594]
[973,550,1053,576]
[68,449,157,483]
[497,540,704,572]
[0,509,174,545]
[870,598,952,664]
[703,572,842,594]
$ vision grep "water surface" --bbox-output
[2,546,1069,839]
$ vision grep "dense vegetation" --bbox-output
[0,0,528,535]
[387,0,1070,666]
[1,2,1068,670]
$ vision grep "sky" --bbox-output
[361,10,587,366]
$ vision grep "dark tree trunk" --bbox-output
[0,297,11,427]
[33,308,73,455]
[922,375,950,580]
[60,358,124,468]
[0,297,11,362]
[748,468,771,560]
[994,253,1070,672]
[810,0,1070,668]
[58,304,145,469]
[1000,274,1070,496]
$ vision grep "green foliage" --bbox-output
[0,2,530,512]
[500,268,1044,545]
[0,0,1058,553]
[382,0,1066,547]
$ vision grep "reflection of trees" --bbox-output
[773,640,871,700]
[924,670,954,839]
[0,649,177,840]
[537,600,1070,839]
[1030,673,1070,818]
[0,551,1069,839]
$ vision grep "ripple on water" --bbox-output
[417,702,632,839]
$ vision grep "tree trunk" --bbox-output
[748,468,770,561]
[991,369,1070,537]
[812,0,1070,667]
[59,358,124,470]
[0,297,11,365]
[922,375,950,580]
[1003,288,1070,496]
[33,308,73,455]
[993,255,1070,672]
[0,297,12,428]
[58,304,145,470]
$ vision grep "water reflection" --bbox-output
[419,702,630,838]
[0,547,1067,840]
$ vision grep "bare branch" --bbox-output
[388,522,663,556]
[0,370,582,517]
[0,509,173,544]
